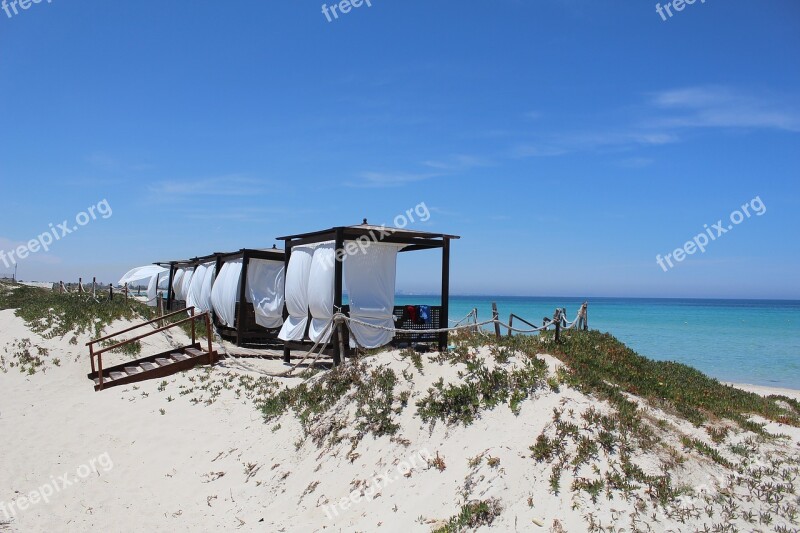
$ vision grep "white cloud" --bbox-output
[347,171,440,188]
[147,175,272,197]
[647,86,800,132]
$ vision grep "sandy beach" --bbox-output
[2,299,800,533]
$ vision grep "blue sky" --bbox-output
[1,0,798,298]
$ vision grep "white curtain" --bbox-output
[278,245,315,341]
[247,259,285,329]
[146,273,160,307]
[211,259,242,328]
[181,269,194,302]
[172,269,186,300]
[185,264,206,312]
[118,265,167,286]
[344,242,403,348]
[307,242,335,342]
[187,262,215,313]
[199,262,216,313]
[117,265,168,308]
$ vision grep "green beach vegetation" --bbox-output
[3,281,800,530]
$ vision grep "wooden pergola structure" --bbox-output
[157,253,220,312]
[277,221,459,365]
[212,246,285,347]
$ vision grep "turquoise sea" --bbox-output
[394,296,800,390]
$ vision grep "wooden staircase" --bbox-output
[87,343,218,391]
[87,307,218,391]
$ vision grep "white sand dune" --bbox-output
[2,307,800,532]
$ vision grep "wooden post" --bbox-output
[332,228,345,366]
[124,283,128,301]
[191,306,196,345]
[109,284,113,301]
[491,302,501,340]
[582,302,589,330]
[92,277,96,298]
[156,294,163,327]
[508,313,514,337]
[336,321,347,367]
[439,238,451,353]
[89,343,96,374]
[204,311,213,359]
[235,251,250,346]
[283,243,292,364]
[97,354,104,390]
[165,264,175,312]
[554,309,561,343]
[78,278,83,294]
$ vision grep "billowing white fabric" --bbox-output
[247,259,285,329]
[199,262,216,313]
[211,259,242,328]
[146,272,160,307]
[344,242,403,348]
[307,243,335,343]
[172,269,185,300]
[117,265,167,307]
[118,265,167,286]
[144,272,171,307]
[186,263,214,313]
[180,269,194,302]
[278,245,314,341]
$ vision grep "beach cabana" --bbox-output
[171,254,219,314]
[210,246,286,346]
[118,265,169,307]
[277,221,458,364]
[156,259,199,312]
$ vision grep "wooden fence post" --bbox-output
[92,277,96,298]
[491,302,501,340]
[555,317,560,343]
[157,294,164,327]
[582,302,589,330]
[78,278,83,294]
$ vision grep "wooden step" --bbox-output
[171,352,191,361]
[90,343,217,391]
